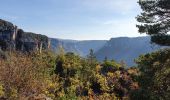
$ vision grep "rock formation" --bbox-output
[0,19,50,52]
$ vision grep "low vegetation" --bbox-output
[1,47,169,100]
[0,48,140,99]
[0,0,170,99]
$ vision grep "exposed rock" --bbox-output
[0,19,17,50]
[0,19,50,52]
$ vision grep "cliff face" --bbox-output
[0,19,17,50]
[0,19,50,52]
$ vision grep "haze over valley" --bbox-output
[51,36,163,66]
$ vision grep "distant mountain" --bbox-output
[51,37,164,67]
[50,38,107,56]
[50,38,78,54]
[95,37,163,66]
[76,40,108,56]
[0,19,163,67]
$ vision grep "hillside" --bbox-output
[0,19,164,67]
[50,38,107,56]
[51,37,164,66]
[95,37,163,66]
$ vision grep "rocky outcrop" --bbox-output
[0,19,50,52]
[0,19,17,50]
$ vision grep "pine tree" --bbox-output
[87,49,97,67]
[136,0,170,46]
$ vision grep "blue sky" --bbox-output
[0,0,145,40]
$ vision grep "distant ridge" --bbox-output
[50,38,107,56]
[51,36,164,66]
[95,36,163,66]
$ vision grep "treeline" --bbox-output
[0,48,139,99]
[134,0,170,99]
[0,47,169,100]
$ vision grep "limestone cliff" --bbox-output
[0,19,50,52]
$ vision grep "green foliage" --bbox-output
[59,88,78,100]
[0,18,142,99]
[136,0,170,46]
[87,49,98,67]
[0,83,4,97]
[0,51,57,99]
[0,47,140,99]
[52,47,139,99]
[133,49,170,100]
[136,1,170,99]
[101,60,121,74]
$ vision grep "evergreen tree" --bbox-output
[87,49,97,67]
[135,49,170,100]
[54,45,65,77]
[104,56,108,62]
[136,0,170,46]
